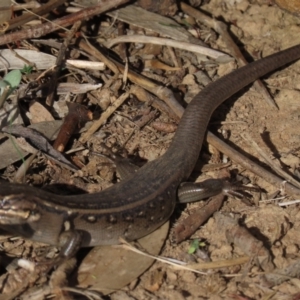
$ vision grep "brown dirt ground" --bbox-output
[1,0,300,299]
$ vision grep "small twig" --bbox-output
[66,60,105,70]
[207,131,300,196]
[8,0,65,31]
[151,121,177,133]
[117,21,127,62]
[119,238,249,273]
[46,21,81,107]
[278,199,300,206]
[53,102,93,152]
[80,92,130,143]
[173,193,225,243]
[105,35,231,60]
[79,37,120,74]
[0,0,131,46]
[185,256,250,271]
[1,1,40,13]
[118,238,207,275]
[130,85,180,121]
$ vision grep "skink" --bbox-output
[0,44,300,259]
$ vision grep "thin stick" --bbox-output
[80,92,130,142]
[105,35,231,60]
[241,132,300,189]
[46,21,81,107]
[8,0,66,31]
[207,132,300,196]
[0,0,130,46]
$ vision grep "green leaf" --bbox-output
[21,65,33,75]
[0,80,9,89]
[3,69,22,89]
[199,241,206,247]
[0,69,22,108]
[188,239,200,254]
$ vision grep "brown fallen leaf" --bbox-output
[29,101,54,124]
[2,124,78,171]
[144,59,181,71]
[77,222,169,295]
